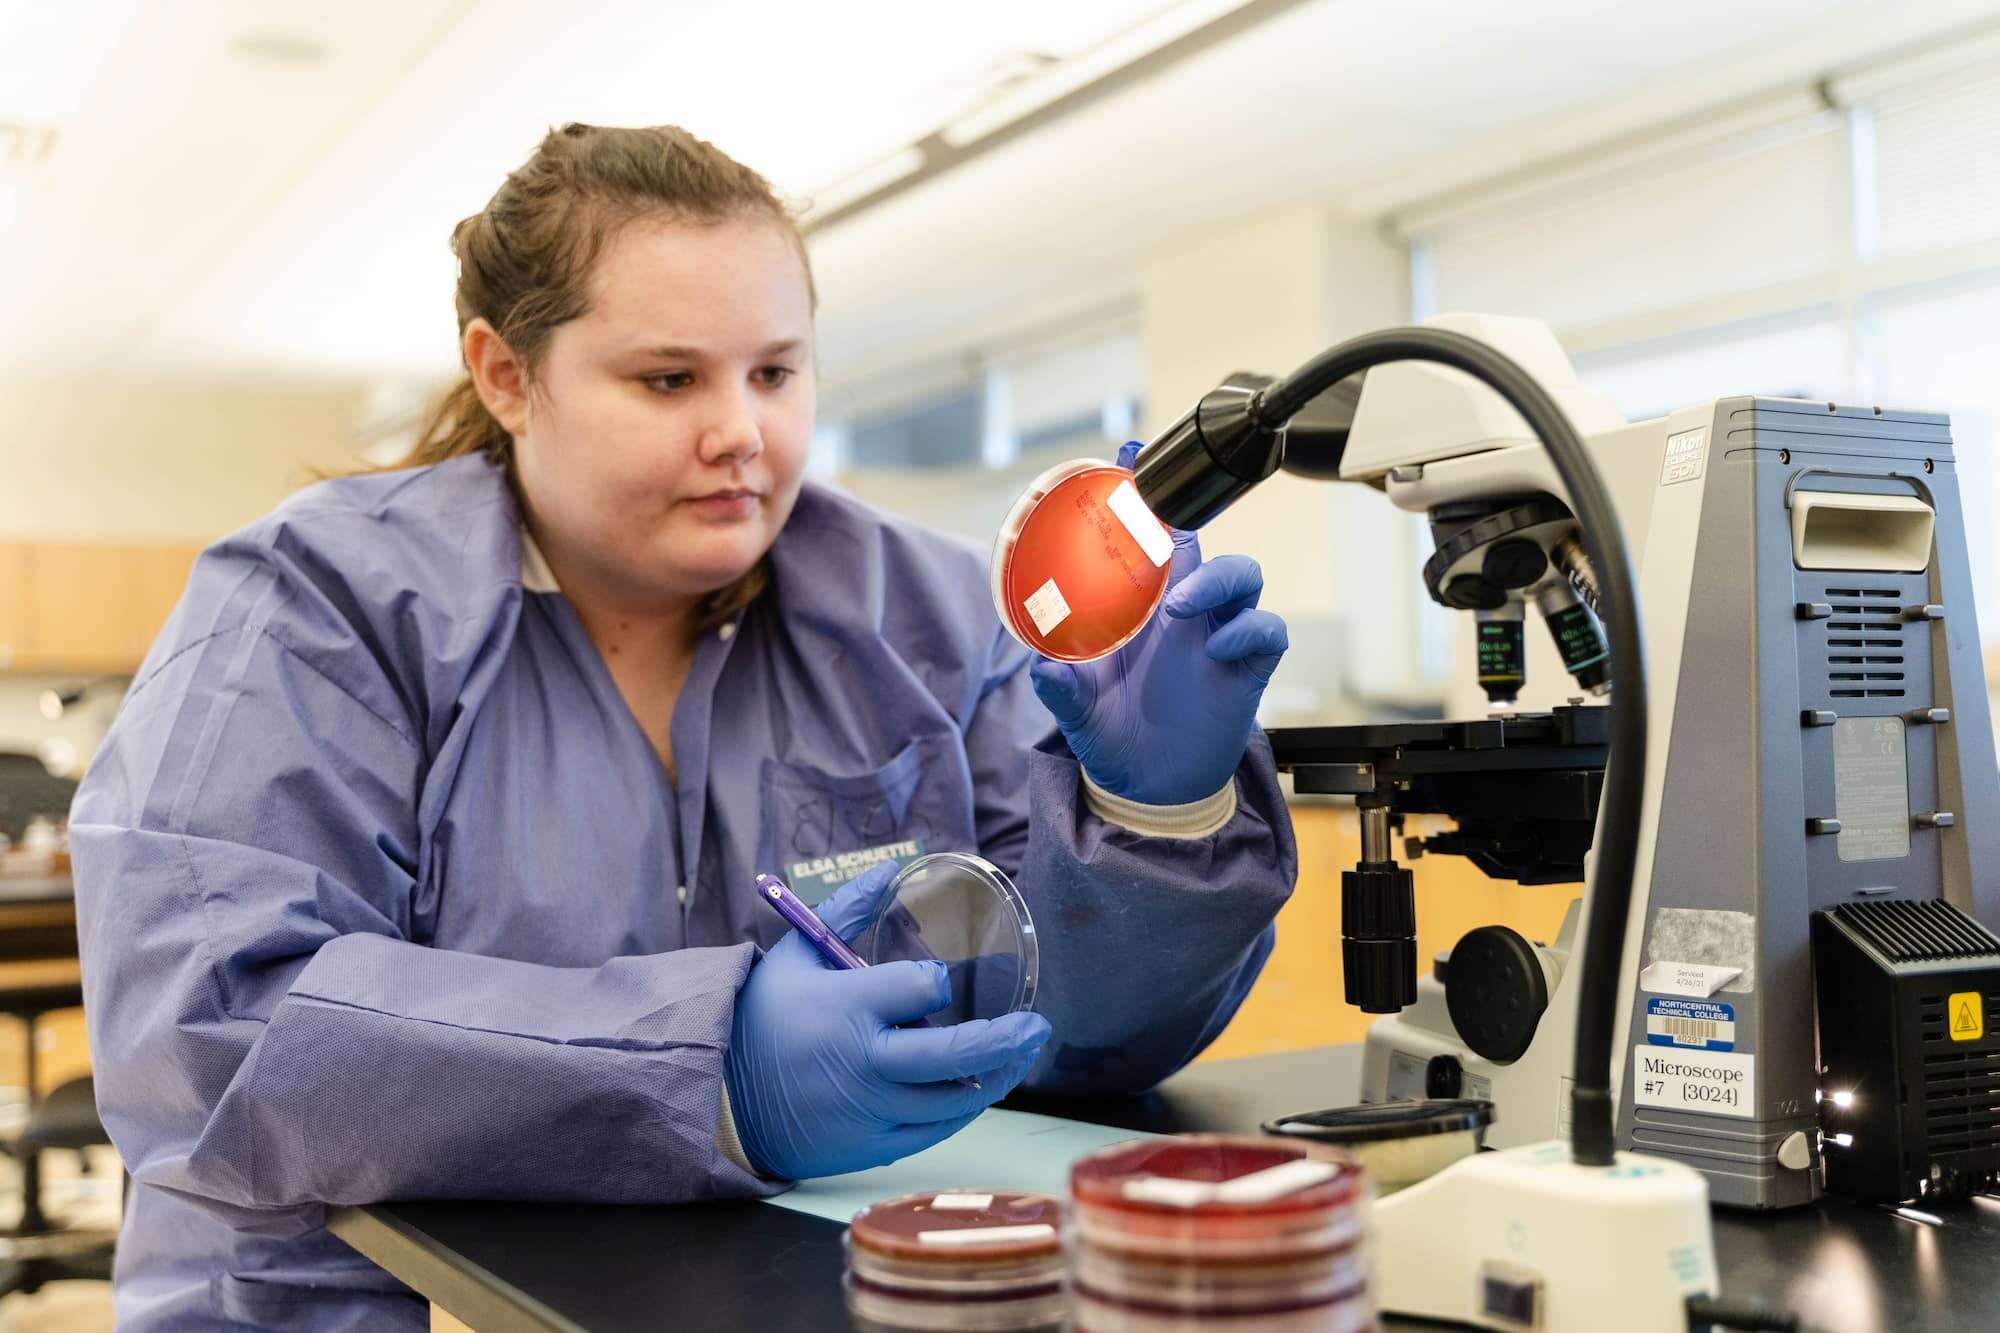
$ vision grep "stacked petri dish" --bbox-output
[1067,1135,1373,1331]
[846,1190,1069,1332]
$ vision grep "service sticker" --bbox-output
[1646,997,1736,1051]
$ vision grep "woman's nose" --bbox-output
[695,386,764,465]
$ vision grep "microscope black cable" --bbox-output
[1252,327,1647,1167]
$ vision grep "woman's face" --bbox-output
[505,213,816,611]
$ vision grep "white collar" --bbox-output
[519,526,744,642]
[519,528,560,594]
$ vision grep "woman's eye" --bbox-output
[754,366,795,388]
[643,372,694,394]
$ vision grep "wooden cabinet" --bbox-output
[0,546,29,671]
[0,540,204,674]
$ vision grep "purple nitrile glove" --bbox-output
[1029,440,1289,808]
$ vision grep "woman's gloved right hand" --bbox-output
[723,862,1053,1180]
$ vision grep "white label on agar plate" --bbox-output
[1121,1159,1340,1208]
[916,1223,1057,1247]
[930,1193,995,1210]
[1023,578,1072,635]
[1213,1159,1340,1203]
[1107,480,1173,567]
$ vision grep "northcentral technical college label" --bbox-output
[1632,1047,1754,1119]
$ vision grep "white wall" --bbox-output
[0,375,370,777]
[1138,204,1434,722]
[0,376,369,542]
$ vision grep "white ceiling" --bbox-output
[4,0,2000,389]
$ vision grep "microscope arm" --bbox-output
[1130,326,1647,1168]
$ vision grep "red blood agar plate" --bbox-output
[849,1190,1064,1263]
[991,460,1174,662]
[845,1191,1069,1331]
[1066,1136,1374,1328]
[1069,1134,1366,1257]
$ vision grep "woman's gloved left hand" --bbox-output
[1029,441,1289,808]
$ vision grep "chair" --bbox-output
[0,966,116,1296]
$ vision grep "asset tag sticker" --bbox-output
[1633,1047,1754,1119]
[1661,426,1708,486]
[1023,577,1072,635]
[1646,997,1736,1051]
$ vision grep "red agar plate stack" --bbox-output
[846,1189,1069,1331]
[991,460,1175,663]
[1068,1135,1374,1331]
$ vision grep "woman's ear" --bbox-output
[463,319,530,437]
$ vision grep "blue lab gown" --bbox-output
[70,453,1296,1329]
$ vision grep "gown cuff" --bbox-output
[1080,770,1238,839]
[715,1084,764,1179]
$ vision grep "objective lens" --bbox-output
[1475,604,1526,707]
[991,460,1173,662]
[1537,581,1611,694]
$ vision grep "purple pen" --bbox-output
[755,872,868,970]
[753,872,981,1090]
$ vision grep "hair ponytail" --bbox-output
[402,376,513,471]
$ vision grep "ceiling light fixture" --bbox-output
[941,0,1254,148]
[801,0,1319,234]
[230,31,330,69]
[801,145,928,225]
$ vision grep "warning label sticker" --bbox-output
[1949,991,1985,1043]
[1633,1047,1754,1119]
[1646,997,1736,1051]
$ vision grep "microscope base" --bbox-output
[1373,1139,1715,1332]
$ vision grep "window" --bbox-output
[1422,119,1847,334]
[1406,46,2000,739]
[1872,275,2000,631]
[818,325,1144,550]
[1572,309,1845,421]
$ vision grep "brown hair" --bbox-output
[389,123,815,626]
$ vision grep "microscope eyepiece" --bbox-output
[1131,372,1282,530]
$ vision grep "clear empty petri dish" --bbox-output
[991,459,1174,663]
[860,852,1039,1025]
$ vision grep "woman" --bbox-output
[73,123,1297,1329]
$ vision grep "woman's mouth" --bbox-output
[684,488,761,521]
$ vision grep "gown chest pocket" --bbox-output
[757,733,976,906]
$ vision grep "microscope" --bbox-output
[1130,313,2000,1327]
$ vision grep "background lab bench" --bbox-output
[332,1046,2000,1332]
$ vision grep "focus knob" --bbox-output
[1444,925,1549,1064]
